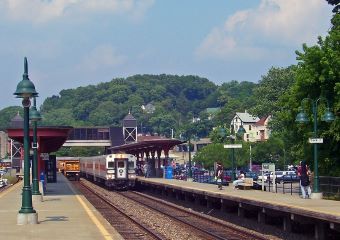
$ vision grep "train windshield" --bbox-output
[107,162,114,168]
[117,161,125,168]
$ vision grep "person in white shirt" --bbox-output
[233,170,245,189]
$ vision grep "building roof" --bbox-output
[10,112,24,128]
[255,116,269,126]
[123,113,136,121]
[235,112,259,123]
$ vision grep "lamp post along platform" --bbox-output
[220,125,245,181]
[14,57,38,225]
[296,97,335,199]
[30,97,42,202]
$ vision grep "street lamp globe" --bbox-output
[322,108,335,122]
[237,125,246,136]
[295,108,309,123]
[14,57,38,99]
[30,105,42,122]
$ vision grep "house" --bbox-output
[253,116,271,141]
[230,111,270,142]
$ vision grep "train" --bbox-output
[57,157,80,181]
[79,153,137,190]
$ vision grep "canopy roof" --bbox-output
[110,135,184,155]
[7,126,73,153]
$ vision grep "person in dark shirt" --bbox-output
[297,161,311,199]
[215,162,224,190]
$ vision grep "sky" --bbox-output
[0,0,334,109]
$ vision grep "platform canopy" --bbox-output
[110,135,184,156]
[7,126,73,153]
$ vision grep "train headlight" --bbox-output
[129,174,136,179]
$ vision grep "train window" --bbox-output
[128,161,135,169]
[108,162,114,168]
[117,162,125,168]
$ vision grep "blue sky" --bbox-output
[0,0,334,109]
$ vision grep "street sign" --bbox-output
[262,163,275,172]
[308,138,323,144]
[224,144,242,149]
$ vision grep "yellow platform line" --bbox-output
[66,180,113,240]
[75,194,113,240]
[0,181,23,198]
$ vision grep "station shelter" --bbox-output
[110,135,184,178]
[7,126,73,182]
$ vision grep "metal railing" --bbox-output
[319,176,340,199]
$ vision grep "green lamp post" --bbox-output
[219,125,246,181]
[295,98,335,198]
[30,97,42,198]
[14,57,38,225]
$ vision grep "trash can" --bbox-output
[165,166,173,179]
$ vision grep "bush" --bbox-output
[2,175,18,185]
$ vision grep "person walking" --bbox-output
[215,162,224,190]
[297,160,312,199]
[233,170,245,189]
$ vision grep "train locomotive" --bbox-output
[80,153,137,190]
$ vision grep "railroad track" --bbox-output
[76,179,272,240]
[73,181,164,240]
[119,190,270,240]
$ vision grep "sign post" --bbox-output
[261,163,275,191]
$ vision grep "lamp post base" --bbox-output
[311,192,323,199]
[17,212,38,225]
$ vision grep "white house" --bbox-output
[230,111,271,142]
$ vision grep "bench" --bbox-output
[237,178,254,190]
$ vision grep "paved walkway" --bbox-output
[0,173,123,240]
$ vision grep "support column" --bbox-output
[207,197,213,209]
[315,222,326,240]
[283,216,292,232]
[194,194,200,206]
[258,208,266,224]
[238,203,245,217]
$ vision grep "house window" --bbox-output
[249,125,252,131]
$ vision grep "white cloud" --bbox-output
[77,45,127,72]
[0,0,154,24]
[196,0,333,60]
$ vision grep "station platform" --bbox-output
[0,173,123,240]
[137,177,340,239]
[137,177,340,218]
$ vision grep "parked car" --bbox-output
[245,172,258,181]
[269,171,296,183]
[282,173,300,183]
[257,172,270,182]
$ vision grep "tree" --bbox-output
[325,0,340,13]
[251,66,296,117]
[274,13,340,175]
[0,106,23,130]
[193,143,228,169]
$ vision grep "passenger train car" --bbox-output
[80,153,137,190]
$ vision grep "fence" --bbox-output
[175,170,340,200]
[320,176,340,198]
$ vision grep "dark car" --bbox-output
[282,173,300,182]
